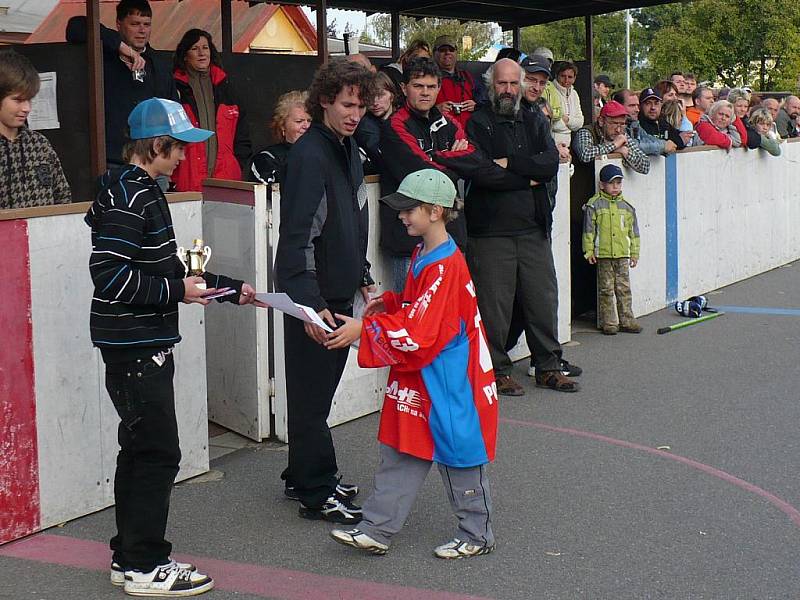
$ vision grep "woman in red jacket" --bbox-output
[694,100,747,150]
[171,29,251,191]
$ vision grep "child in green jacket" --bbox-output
[582,164,642,335]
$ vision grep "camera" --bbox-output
[452,103,462,115]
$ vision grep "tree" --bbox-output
[362,14,495,61]
[326,18,339,39]
[644,0,800,90]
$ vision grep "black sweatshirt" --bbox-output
[275,123,372,312]
[86,166,242,363]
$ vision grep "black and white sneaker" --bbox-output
[330,528,388,555]
[111,559,196,586]
[123,564,213,597]
[285,481,359,502]
[299,495,362,524]
[528,359,583,378]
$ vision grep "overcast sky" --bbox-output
[301,7,368,37]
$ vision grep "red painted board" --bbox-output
[0,220,40,545]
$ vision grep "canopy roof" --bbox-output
[281,0,681,29]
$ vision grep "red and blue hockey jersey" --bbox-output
[358,237,498,467]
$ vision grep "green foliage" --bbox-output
[363,14,495,61]
[642,0,800,91]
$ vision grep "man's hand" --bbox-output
[182,276,214,305]
[450,138,469,152]
[618,145,630,158]
[493,157,509,168]
[325,314,362,350]
[630,257,638,268]
[557,143,571,162]
[562,115,570,125]
[679,131,694,145]
[119,42,145,72]
[239,282,268,307]
[304,308,336,345]
[663,140,678,154]
[437,101,453,114]
[461,99,477,112]
[587,254,597,264]
[613,134,628,150]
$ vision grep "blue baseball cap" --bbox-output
[128,98,214,142]
[599,164,624,183]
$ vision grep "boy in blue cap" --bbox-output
[86,98,261,596]
[582,164,642,335]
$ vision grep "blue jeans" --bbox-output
[105,353,180,572]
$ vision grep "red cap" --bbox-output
[600,100,628,118]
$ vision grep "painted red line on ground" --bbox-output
[0,534,492,600]
[501,417,800,528]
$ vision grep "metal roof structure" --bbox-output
[279,0,682,29]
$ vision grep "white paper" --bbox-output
[254,292,333,332]
[28,72,60,130]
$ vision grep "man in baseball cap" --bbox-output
[638,87,687,154]
[572,99,650,174]
[432,35,485,128]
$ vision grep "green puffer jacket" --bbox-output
[582,190,640,259]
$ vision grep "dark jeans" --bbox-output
[282,308,352,508]
[467,229,562,376]
[104,353,180,572]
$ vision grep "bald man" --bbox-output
[775,96,800,139]
[345,53,376,73]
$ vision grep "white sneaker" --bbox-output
[111,559,196,586]
[433,538,494,560]
[330,528,389,555]
[123,564,213,597]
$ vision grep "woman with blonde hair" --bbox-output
[661,99,694,146]
[694,100,748,150]
[247,90,311,184]
[748,107,782,156]
[726,88,762,149]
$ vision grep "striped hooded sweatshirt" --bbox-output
[86,165,242,363]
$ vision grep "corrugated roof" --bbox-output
[25,0,316,51]
[0,0,59,33]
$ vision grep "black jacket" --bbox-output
[86,166,242,363]
[639,115,686,149]
[275,123,372,312]
[354,112,383,176]
[66,19,177,164]
[466,107,559,237]
[247,142,291,184]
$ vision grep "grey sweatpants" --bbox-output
[357,444,494,548]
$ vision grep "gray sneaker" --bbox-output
[330,528,389,555]
[433,538,495,559]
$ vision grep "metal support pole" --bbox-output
[390,11,400,60]
[221,0,233,54]
[86,0,105,176]
[512,26,521,50]
[316,0,328,64]
[585,15,594,80]
[625,9,631,89]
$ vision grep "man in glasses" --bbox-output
[572,100,650,174]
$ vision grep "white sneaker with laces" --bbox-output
[111,559,196,586]
[123,564,213,597]
[330,528,388,555]
[433,538,495,560]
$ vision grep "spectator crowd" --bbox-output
[2,1,800,594]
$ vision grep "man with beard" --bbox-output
[465,58,579,396]
[775,96,800,139]
[638,88,687,151]
[613,88,679,156]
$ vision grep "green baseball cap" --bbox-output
[380,169,456,211]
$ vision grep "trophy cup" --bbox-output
[177,238,212,290]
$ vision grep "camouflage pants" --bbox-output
[597,258,634,327]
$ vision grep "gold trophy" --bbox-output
[177,238,212,290]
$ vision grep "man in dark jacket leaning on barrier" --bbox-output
[274,60,377,524]
[466,58,580,396]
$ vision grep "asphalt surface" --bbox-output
[2,262,800,600]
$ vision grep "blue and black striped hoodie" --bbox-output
[86,166,242,363]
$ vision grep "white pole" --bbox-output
[625,9,631,89]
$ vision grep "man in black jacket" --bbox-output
[88,99,258,596]
[639,88,687,151]
[379,57,513,291]
[466,58,579,396]
[274,60,376,523]
[66,0,177,169]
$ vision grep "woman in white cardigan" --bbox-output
[551,61,584,146]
